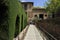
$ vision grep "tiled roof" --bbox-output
[33,7,46,10]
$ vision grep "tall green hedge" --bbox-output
[0,0,27,40]
[0,0,9,40]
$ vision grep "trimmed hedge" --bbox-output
[37,18,60,40]
[0,0,27,40]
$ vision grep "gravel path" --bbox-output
[23,24,48,40]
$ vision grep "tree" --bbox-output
[46,0,60,17]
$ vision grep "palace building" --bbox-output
[21,2,48,21]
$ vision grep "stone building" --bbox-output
[21,2,48,21]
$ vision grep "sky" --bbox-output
[20,0,48,7]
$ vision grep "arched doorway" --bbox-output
[14,15,20,38]
[21,15,23,31]
[39,14,43,20]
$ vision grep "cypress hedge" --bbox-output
[0,0,27,40]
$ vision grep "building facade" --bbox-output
[21,2,48,21]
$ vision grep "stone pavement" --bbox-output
[23,24,48,40]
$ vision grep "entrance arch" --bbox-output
[14,15,20,38]
[21,15,23,31]
[39,14,43,20]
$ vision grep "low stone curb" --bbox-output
[13,25,29,40]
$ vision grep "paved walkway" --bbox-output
[13,26,29,40]
[23,24,48,40]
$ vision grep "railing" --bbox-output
[37,25,57,40]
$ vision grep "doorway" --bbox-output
[14,15,20,38]
[21,15,23,31]
[39,14,43,19]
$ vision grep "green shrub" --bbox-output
[0,0,27,40]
